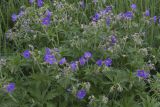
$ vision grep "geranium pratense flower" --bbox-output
[99,6,112,16]
[11,13,17,22]
[44,54,56,64]
[96,59,103,66]
[70,62,78,71]
[111,35,117,44]
[42,16,51,26]
[6,83,15,93]
[76,89,86,100]
[79,57,86,66]
[42,10,52,26]
[92,13,100,22]
[23,50,31,58]
[37,0,43,7]
[145,10,150,16]
[153,16,157,23]
[106,17,111,27]
[131,4,136,10]
[84,52,92,59]
[136,70,149,79]
[46,9,52,17]
[59,58,66,65]
[124,11,133,20]
[104,58,112,67]
[45,48,51,54]
[44,48,57,64]
[105,6,112,13]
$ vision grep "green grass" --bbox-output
[0,0,28,53]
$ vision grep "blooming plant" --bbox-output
[1,0,160,107]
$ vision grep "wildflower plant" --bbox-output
[1,0,160,107]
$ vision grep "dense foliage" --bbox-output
[1,0,160,107]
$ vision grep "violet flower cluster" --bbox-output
[70,51,92,71]
[6,83,15,93]
[96,58,112,67]
[44,48,57,64]
[136,70,149,79]
[37,0,44,7]
[42,10,52,26]
[91,3,160,25]
[22,49,96,72]
[131,4,137,10]
[23,50,31,59]
[76,89,86,100]
[11,10,25,22]
[92,6,112,22]
[29,0,43,7]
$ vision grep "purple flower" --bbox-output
[84,52,92,59]
[76,89,86,99]
[131,4,136,10]
[92,13,100,22]
[70,62,77,71]
[37,0,43,7]
[46,10,52,17]
[96,59,103,66]
[44,48,57,64]
[104,58,112,67]
[45,48,51,54]
[111,35,117,44]
[79,57,86,66]
[6,83,15,93]
[29,0,34,4]
[99,6,112,16]
[153,16,157,23]
[18,11,24,17]
[106,18,111,27]
[136,70,149,79]
[23,50,31,58]
[145,10,150,16]
[11,13,17,22]
[105,6,112,13]
[42,16,50,26]
[124,11,133,19]
[44,54,56,64]
[59,58,66,65]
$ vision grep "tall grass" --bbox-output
[0,0,160,53]
[0,0,29,53]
